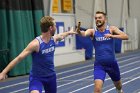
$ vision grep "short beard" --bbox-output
[96,21,105,28]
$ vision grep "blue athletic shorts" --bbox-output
[94,60,121,82]
[29,74,57,93]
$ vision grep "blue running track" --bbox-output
[0,50,140,93]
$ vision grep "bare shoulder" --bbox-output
[109,26,119,31]
[109,26,120,33]
[26,39,39,52]
[86,29,95,34]
[29,39,39,46]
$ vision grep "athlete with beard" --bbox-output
[0,16,76,93]
[76,11,128,93]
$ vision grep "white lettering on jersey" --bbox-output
[95,37,111,41]
[42,46,55,54]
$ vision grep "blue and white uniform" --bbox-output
[93,26,121,81]
[29,36,57,93]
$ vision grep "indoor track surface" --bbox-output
[0,50,140,93]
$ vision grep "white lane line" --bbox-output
[57,64,93,75]
[10,88,28,93]
[58,59,140,87]
[58,69,93,80]
[1,54,139,90]
[0,65,93,90]
[57,75,93,88]
[57,54,140,75]
[2,55,140,93]
[0,81,28,90]
[6,57,140,93]
[69,61,140,93]
[103,75,140,93]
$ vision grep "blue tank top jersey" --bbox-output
[31,36,56,77]
[92,26,116,63]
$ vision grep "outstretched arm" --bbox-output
[77,29,94,37]
[76,22,94,37]
[0,39,38,80]
[53,27,77,42]
[104,26,128,40]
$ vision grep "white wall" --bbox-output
[42,0,140,65]
[129,0,140,48]
[52,14,85,66]
[52,14,76,49]
[122,18,138,51]
[43,0,85,67]
[75,0,95,28]
[105,0,140,51]
[106,0,123,27]
[75,0,140,51]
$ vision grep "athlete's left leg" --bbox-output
[43,74,57,93]
[113,80,124,93]
[107,61,124,93]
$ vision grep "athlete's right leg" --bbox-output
[29,75,43,93]
[94,63,106,93]
[94,79,104,93]
[30,90,40,93]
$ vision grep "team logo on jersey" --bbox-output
[95,37,111,41]
[42,46,55,54]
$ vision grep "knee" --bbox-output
[30,90,40,93]
[94,87,102,93]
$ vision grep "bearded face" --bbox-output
[95,14,106,28]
